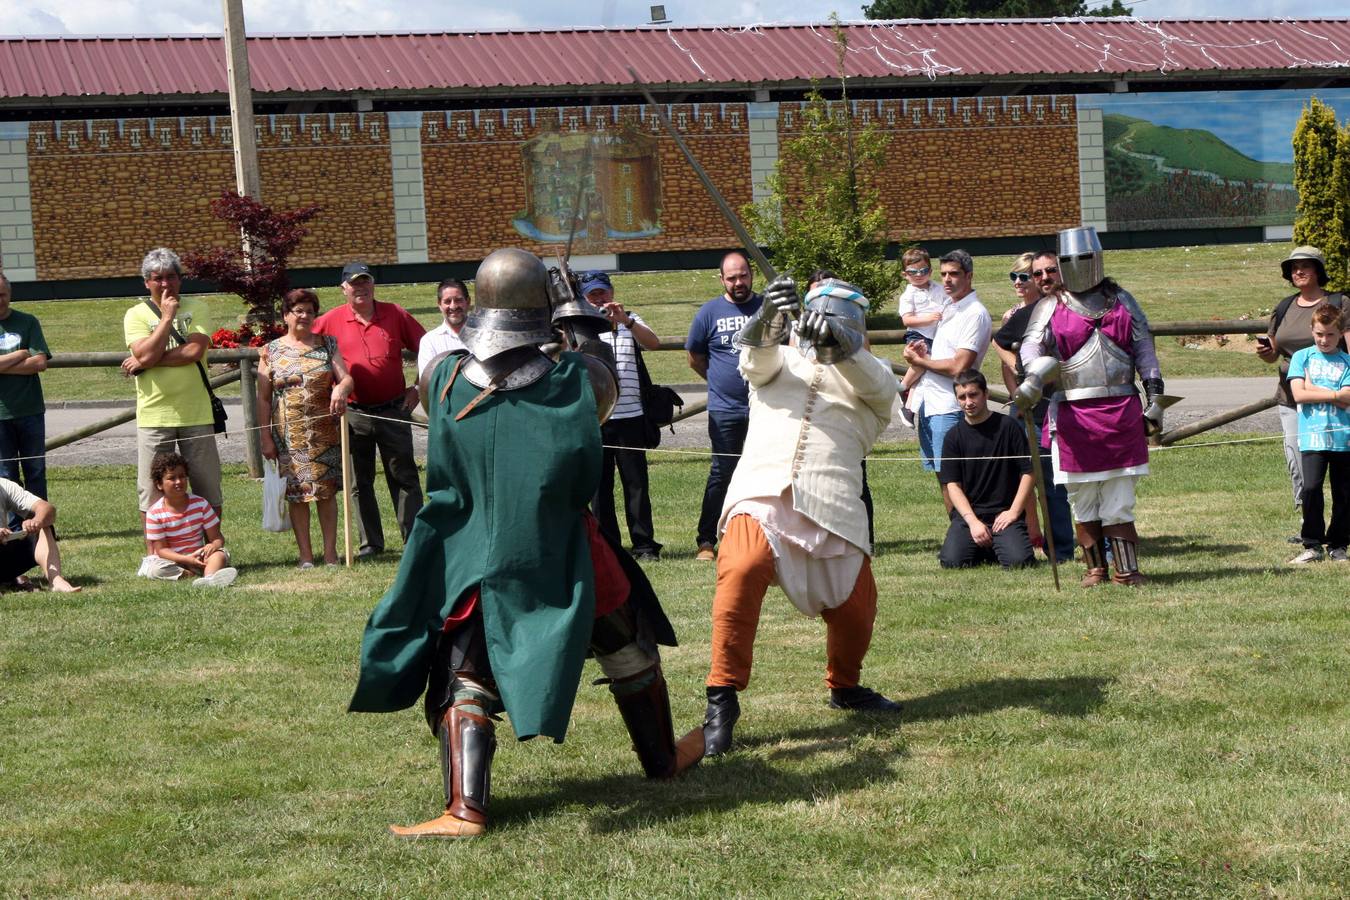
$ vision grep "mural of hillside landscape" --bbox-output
[1082,89,1350,232]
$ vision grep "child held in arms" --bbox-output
[1286,302,1350,565]
[143,451,238,586]
[895,247,948,427]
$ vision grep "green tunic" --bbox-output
[349,353,601,741]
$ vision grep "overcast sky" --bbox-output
[4,0,1348,37]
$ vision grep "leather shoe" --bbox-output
[703,686,740,756]
[828,685,903,713]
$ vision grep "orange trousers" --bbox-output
[706,514,878,692]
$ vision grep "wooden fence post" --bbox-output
[239,358,263,478]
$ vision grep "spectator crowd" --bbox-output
[6,237,1341,595]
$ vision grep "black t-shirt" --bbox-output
[993,302,1049,423]
[939,411,1033,519]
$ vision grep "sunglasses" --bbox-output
[903,267,931,276]
[1009,272,1033,284]
[1032,266,1060,278]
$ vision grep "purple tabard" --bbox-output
[1049,302,1148,474]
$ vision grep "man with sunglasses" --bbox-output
[993,254,1075,566]
[1015,227,1166,587]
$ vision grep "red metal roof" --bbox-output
[2,19,1350,101]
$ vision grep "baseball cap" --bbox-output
[342,262,374,284]
[579,271,613,297]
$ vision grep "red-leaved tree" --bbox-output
[183,191,321,329]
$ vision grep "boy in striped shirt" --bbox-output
[144,451,237,587]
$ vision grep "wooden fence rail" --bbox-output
[41,315,1279,467]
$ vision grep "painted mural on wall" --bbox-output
[512,126,662,248]
[1081,89,1350,232]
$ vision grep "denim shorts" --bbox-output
[918,409,962,473]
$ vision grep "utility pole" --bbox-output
[222,0,264,477]
[222,0,261,199]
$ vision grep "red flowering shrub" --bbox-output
[210,322,285,350]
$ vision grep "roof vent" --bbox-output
[649,5,671,24]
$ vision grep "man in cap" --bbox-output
[1016,226,1166,587]
[701,276,903,758]
[581,270,664,562]
[350,248,702,839]
[416,278,470,378]
[313,262,426,558]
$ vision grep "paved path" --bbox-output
[39,376,1281,468]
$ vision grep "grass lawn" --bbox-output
[26,242,1288,404]
[2,433,1346,896]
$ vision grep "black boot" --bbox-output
[829,685,903,713]
[612,666,705,779]
[703,686,740,757]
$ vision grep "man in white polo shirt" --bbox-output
[903,249,993,509]
[416,278,470,379]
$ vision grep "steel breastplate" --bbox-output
[461,348,554,391]
[1059,288,1112,319]
[1054,328,1136,401]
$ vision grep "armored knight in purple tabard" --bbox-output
[1015,227,1166,587]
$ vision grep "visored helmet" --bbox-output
[1057,226,1105,293]
[461,248,556,360]
[802,279,868,364]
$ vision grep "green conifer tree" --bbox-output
[1292,98,1348,290]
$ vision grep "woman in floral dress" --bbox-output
[257,289,355,567]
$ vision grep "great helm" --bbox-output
[460,248,556,360]
[803,279,868,364]
[1057,226,1105,293]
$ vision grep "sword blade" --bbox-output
[627,66,777,282]
[1022,412,1060,592]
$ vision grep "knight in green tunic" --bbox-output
[349,249,703,839]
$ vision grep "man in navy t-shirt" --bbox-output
[685,252,764,560]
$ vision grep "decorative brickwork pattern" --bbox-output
[422,103,751,262]
[27,114,396,281]
[778,95,1081,241]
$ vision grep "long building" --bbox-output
[1,19,1349,297]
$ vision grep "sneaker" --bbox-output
[696,544,716,562]
[193,566,238,588]
[633,550,660,562]
[1288,547,1324,565]
[297,560,315,571]
[1330,547,1349,562]
[136,554,155,578]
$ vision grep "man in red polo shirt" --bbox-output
[315,262,426,558]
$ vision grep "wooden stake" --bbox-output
[341,411,353,567]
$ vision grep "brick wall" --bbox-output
[26,114,396,281]
[12,95,1083,283]
[421,103,751,262]
[778,95,1081,241]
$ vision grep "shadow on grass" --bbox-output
[873,537,942,556]
[1146,534,1251,556]
[490,676,1108,833]
[493,714,907,834]
[901,675,1112,722]
[1141,567,1275,586]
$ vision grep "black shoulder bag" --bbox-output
[141,299,229,435]
[634,346,683,449]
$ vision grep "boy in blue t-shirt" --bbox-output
[1286,302,1350,563]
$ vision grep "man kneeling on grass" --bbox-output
[143,451,237,587]
[937,369,1037,569]
[0,476,79,592]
